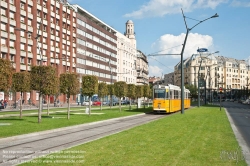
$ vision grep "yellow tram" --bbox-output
[153,84,191,113]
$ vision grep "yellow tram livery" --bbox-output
[153,84,191,113]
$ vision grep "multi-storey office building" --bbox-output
[174,53,250,99]
[0,0,76,103]
[72,5,117,84]
[136,50,149,85]
[116,20,137,84]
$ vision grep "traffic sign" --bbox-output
[197,48,208,52]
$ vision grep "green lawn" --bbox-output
[21,105,247,166]
[0,105,149,138]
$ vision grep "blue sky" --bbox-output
[69,0,250,77]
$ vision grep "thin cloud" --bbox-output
[148,65,163,77]
[152,33,214,59]
[124,0,227,18]
[230,0,250,7]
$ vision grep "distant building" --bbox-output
[136,50,149,85]
[116,20,137,84]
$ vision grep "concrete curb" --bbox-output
[225,108,250,165]
[0,113,145,143]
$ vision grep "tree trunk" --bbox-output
[38,93,42,123]
[129,98,131,110]
[100,97,102,111]
[67,96,70,119]
[88,99,91,116]
[119,98,121,112]
[19,92,23,118]
[47,95,50,116]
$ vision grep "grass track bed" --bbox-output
[21,106,247,166]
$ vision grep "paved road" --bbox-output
[0,113,166,166]
[221,101,250,165]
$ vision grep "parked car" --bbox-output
[93,101,101,106]
[107,100,118,106]
[229,99,234,102]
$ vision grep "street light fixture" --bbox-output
[180,9,218,114]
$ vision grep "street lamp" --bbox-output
[180,9,218,114]
[197,51,219,107]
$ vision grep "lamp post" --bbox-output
[180,9,218,113]
[197,51,219,107]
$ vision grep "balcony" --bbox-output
[73,53,76,57]
[56,25,60,31]
[67,9,70,14]
[73,12,76,17]
[67,31,70,35]
[73,43,76,47]
[67,51,70,56]
[9,19,16,26]
[27,0,33,6]
[67,20,71,25]
[67,62,70,66]
[1,45,7,53]
[51,11,55,17]
[27,66,31,71]
[62,29,66,33]
[28,52,33,58]
[1,15,7,23]
[51,46,55,51]
[20,10,26,16]
[56,14,60,19]
[20,23,26,29]
[20,51,26,57]
[27,26,33,32]
[73,33,76,37]
[56,47,59,53]
[56,1,60,8]
[27,39,33,45]
[62,50,66,55]
[51,0,55,5]
[20,37,26,43]
[37,4,42,10]
[20,64,26,70]
[51,34,55,40]
[28,12,33,19]
[62,39,66,44]
[63,18,66,23]
[51,23,55,28]
[9,48,16,54]
[10,33,16,40]
[21,0,26,3]
[56,37,60,42]
[1,31,8,38]
[43,8,48,13]
[43,31,47,37]
[43,44,47,49]
[0,1,7,8]
[9,4,16,12]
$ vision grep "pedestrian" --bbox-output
[57,99,60,107]
[3,99,8,108]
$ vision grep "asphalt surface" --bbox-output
[0,113,166,166]
[220,101,250,165]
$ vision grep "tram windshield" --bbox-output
[154,89,166,99]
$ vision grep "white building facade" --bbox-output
[116,20,137,84]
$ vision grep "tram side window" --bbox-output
[178,91,181,99]
[154,89,166,99]
[174,90,178,99]
[170,90,173,99]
